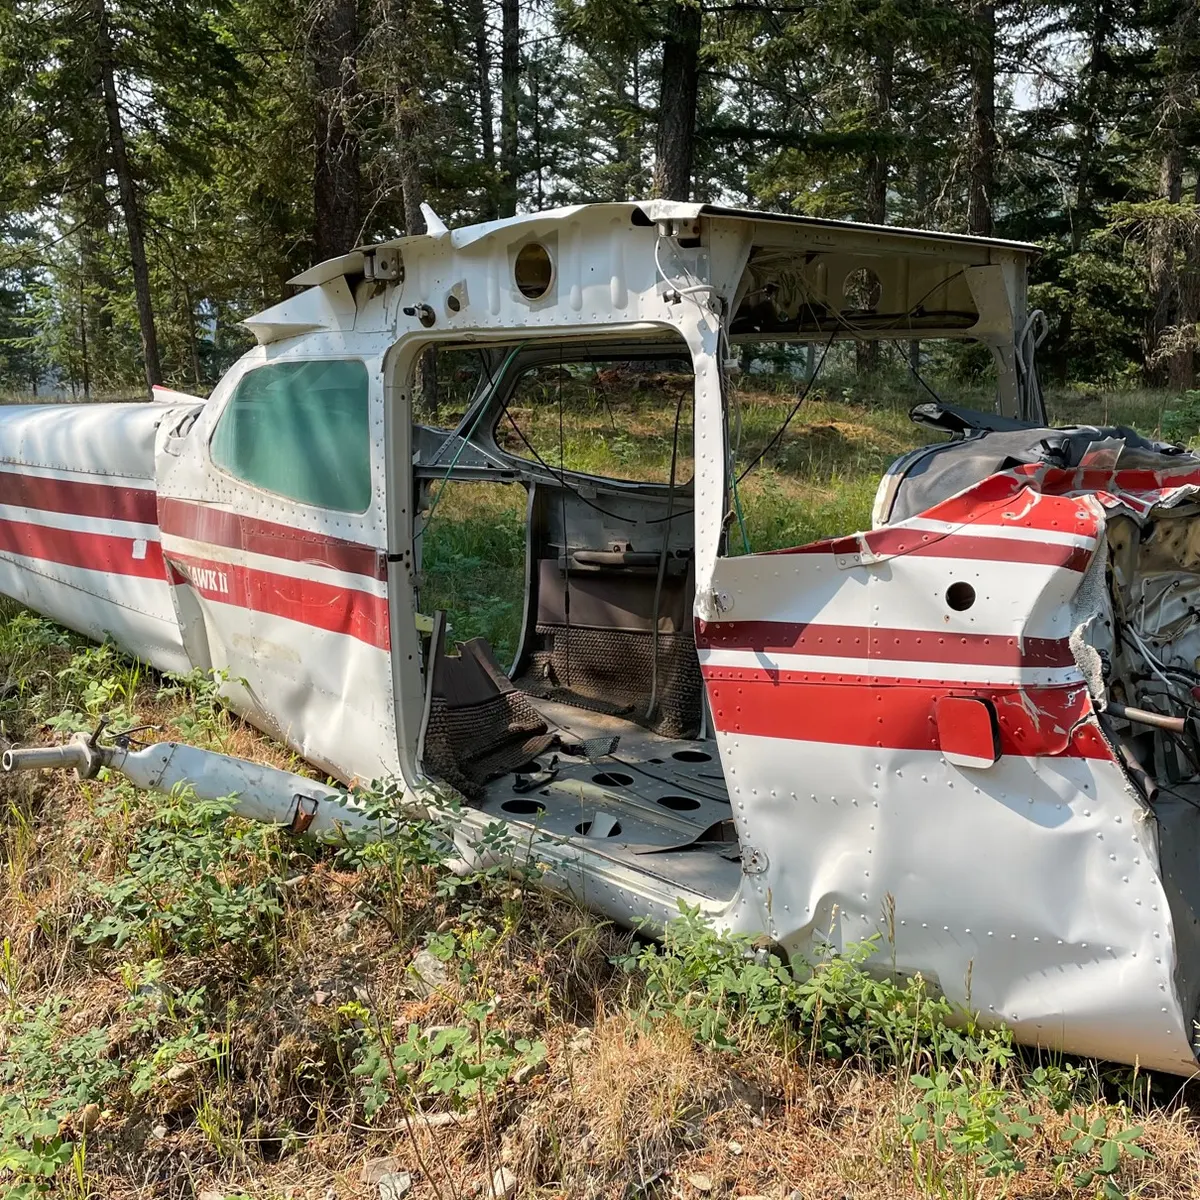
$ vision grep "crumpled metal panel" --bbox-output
[702,467,1200,1073]
[0,402,191,673]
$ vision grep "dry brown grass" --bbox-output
[9,382,1200,1197]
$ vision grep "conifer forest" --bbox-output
[0,0,1198,399]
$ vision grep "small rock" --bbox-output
[686,1173,714,1192]
[727,1140,743,1155]
[78,1103,101,1134]
[313,990,330,1006]
[362,1157,406,1186]
[165,1061,193,1083]
[786,1191,804,1200]
[198,1191,225,1200]
[150,1123,168,1141]
[485,1166,517,1199]
[412,1108,477,1129]
[408,948,450,998]
[512,1059,546,1085]
[378,1171,413,1200]
[567,1029,593,1054]
[135,982,166,1011]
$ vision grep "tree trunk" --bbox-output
[654,0,702,201]
[396,106,426,238]
[78,278,90,402]
[1070,0,1113,251]
[466,0,498,217]
[396,107,440,419]
[499,0,520,217]
[966,0,996,237]
[1147,146,1190,388]
[311,0,362,260]
[863,41,892,227]
[1147,3,1199,389]
[181,278,202,390]
[858,39,893,374]
[1178,174,1200,391]
[92,0,161,391]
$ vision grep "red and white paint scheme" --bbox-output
[6,201,1200,1073]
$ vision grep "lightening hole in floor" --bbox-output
[672,749,713,763]
[592,771,634,787]
[502,798,545,815]
[575,819,623,837]
[657,795,702,811]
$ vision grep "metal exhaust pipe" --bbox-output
[2,736,103,776]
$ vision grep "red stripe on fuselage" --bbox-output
[0,516,165,579]
[703,667,1109,759]
[166,551,390,650]
[0,476,389,648]
[0,468,158,525]
[158,498,385,581]
[696,621,1076,668]
[769,529,1093,571]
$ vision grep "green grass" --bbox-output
[0,608,1187,1199]
[423,366,1191,659]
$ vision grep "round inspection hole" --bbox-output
[647,757,665,764]
[672,749,713,763]
[945,581,976,612]
[502,798,545,816]
[514,242,553,299]
[658,795,702,812]
[575,819,623,837]
[592,771,634,787]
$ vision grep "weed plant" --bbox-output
[2,378,1200,1197]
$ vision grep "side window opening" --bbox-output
[211,359,372,512]
[411,343,728,860]
[724,338,989,552]
[419,479,526,666]
[496,357,694,484]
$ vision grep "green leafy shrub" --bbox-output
[1160,390,1200,444]
[0,1000,122,1110]
[0,1095,73,1199]
[344,997,546,1118]
[73,785,284,961]
[620,902,956,1061]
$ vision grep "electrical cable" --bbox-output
[414,342,527,543]
[498,396,640,523]
[891,268,969,334]
[558,347,571,688]
[646,385,686,720]
[475,339,693,527]
[734,329,837,485]
[885,340,945,407]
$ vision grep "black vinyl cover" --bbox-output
[886,402,1199,525]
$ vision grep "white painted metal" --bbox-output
[6,201,1198,1073]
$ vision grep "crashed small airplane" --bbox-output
[4,200,1200,1073]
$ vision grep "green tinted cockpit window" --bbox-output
[211,359,372,512]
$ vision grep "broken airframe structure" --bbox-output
[4,201,1200,1073]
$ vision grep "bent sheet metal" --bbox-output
[3,201,1200,1072]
